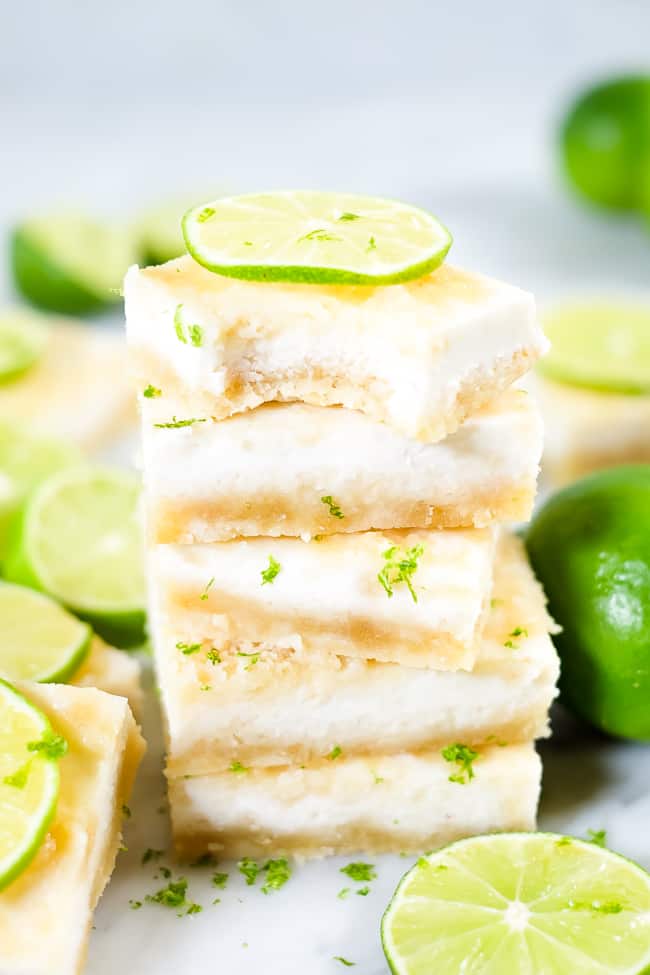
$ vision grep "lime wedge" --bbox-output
[0,583,92,683]
[0,679,61,890]
[382,833,650,975]
[182,191,452,285]
[0,310,49,385]
[539,300,650,394]
[10,212,138,315]
[4,467,146,648]
[0,422,82,563]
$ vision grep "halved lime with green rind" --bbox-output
[4,467,146,648]
[0,310,49,385]
[539,300,650,394]
[0,583,92,683]
[11,212,139,315]
[0,422,82,563]
[382,833,650,975]
[0,679,60,890]
[183,191,452,285]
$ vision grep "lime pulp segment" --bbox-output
[183,190,452,285]
[381,833,650,975]
[539,300,650,394]
[0,679,60,890]
[4,466,146,648]
[0,583,92,683]
[0,310,49,384]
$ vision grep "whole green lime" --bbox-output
[561,76,650,211]
[526,465,650,739]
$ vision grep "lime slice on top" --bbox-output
[4,466,146,648]
[382,832,650,975]
[11,212,138,315]
[0,583,92,683]
[0,422,81,563]
[183,191,452,285]
[0,679,62,890]
[539,300,650,394]
[0,310,49,385]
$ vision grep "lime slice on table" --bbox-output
[4,467,145,648]
[0,422,81,563]
[0,583,92,683]
[10,212,138,315]
[0,310,49,384]
[182,191,452,285]
[539,300,650,394]
[0,679,63,890]
[382,833,650,975]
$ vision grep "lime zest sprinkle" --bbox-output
[377,544,424,602]
[200,577,215,601]
[556,836,572,847]
[212,871,228,889]
[338,212,361,221]
[206,648,221,665]
[197,207,216,224]
[229,760,250,774]
[321,495,344,519]
[338,887,350,899]
[261,555,281,585]
[237,650,260,670]
[371,769,384,784]
[3,760,31,789]
[143,384,162,398]
[261,857,291,894]
[154,416,207,429]
[327,744,342,761]
[356,886,370,896]
[340,862,376,883]
[142,847,164,865]
[176,641,202,656]
[27,731,68,761]
[441,743,479,784]
[145,876,202,916]
[587,828,607,848]
[367,236,377,252]
[238,857,260,885]
[129,899,142,910]
[333,957,355,966]
[122,803,132,818]
[190,852,216,867]
[173,304,203,346]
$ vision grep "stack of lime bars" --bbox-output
[126,191,558,860]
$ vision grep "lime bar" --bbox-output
[0,682,144,975]
[382,833,650,975]
[151,535,558,777]
[142,389,543,543]
[183,191,452,285]
[170,744,539,860]
[125,257,546,444]
[0,318,135,452]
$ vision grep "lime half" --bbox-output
[0,583,92,683]
[0,422,81,563]
[539,300,650,394]
[0,310,49,385]
[11,212,138,315]
[4,467,146,648]
[0,679,61,890]
[183,191,452,285]
[382,833,650,975]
